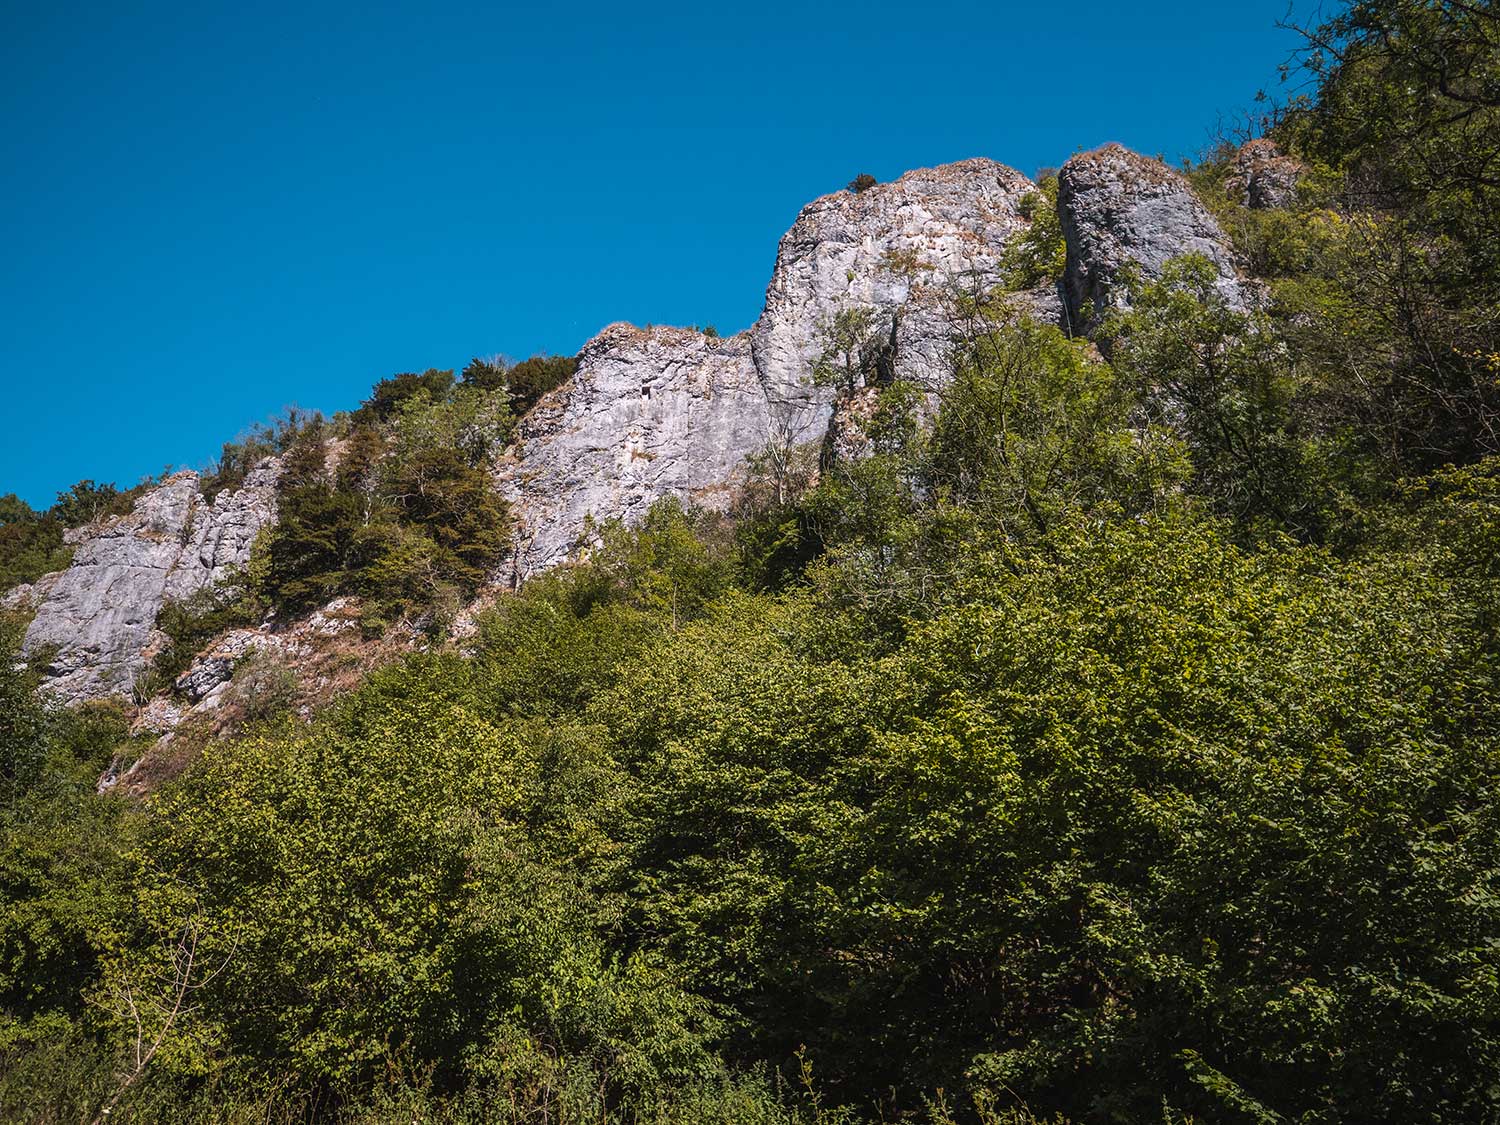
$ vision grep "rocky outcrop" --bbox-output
[1,569,64,615]
[1227,139,1305,210]
[112,595,415,797]
[499,325,770,578]
[1058,144,1252,332]
[751,159,1046,441]
[161,599,353,711]
[23,461,279,703]
[19,146,1261,711]
[502,159,1053,577]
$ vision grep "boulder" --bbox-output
[1227,138,1305,210]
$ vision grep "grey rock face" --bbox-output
[751,159,1042,440]
[499,325,770,578]
[23,462,278,703]
[24,148,1252,709]
[503,159,1049,577]
[1227,139,1305,210]
[0,569,64,615]
[1059,144,1251,332]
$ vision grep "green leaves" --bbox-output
[10,456,1500,1120]
[1106,256,1316,540]
[584,510,1500,1119]
[1000,176,1067,292]
[260,402,511,625]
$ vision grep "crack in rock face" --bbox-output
[1058,144,1251,333]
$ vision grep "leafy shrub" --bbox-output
[353,368,456,425]
[259,411,510,624]
[459,355,510,393]
[48,480,126,528]
[1105,255,1315,539]
[0,617,52,792]
[226,651,298,724]
[0,497,70,592]
[268,490,367,614]
[152,582,261,687]
[505,354,578,415]
[384,448,508,593]
[458,350,581,420]
[127,661,718,1093]
[200,406,324,501]
[387,385,512,471]
[1000,175,1066,291]
[0,622,129,1057]
[847,173,877,194]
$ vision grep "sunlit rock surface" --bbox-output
[1059,143,1251,332]
[23,462,278,702]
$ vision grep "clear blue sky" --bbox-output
[1,0,1305,508]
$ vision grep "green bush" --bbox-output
[1105,256,1316,540]
[505,354,578,415]
[264,478,367,613]
[226,651,298,724]
[1000,175,1066,291]
[127,660,714,1090]
[259,412,510,624]
[0,496,70,592]
[459,355,510,393]
[152,582,262,686]
[597,510,1500,1120]
[201,406,324,501]
[353,368,456,425]
[384,447,508,593]
[0,622,129,1058]
[48,480,127,528]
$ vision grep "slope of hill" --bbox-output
[4,4,1499,1117]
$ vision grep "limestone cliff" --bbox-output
[498,325,769,578]
[504,158,1058,577]
[751,159,1047,435]
[14,144,1252,705]
[22,462,278,703]
[1058,144,1251,333]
